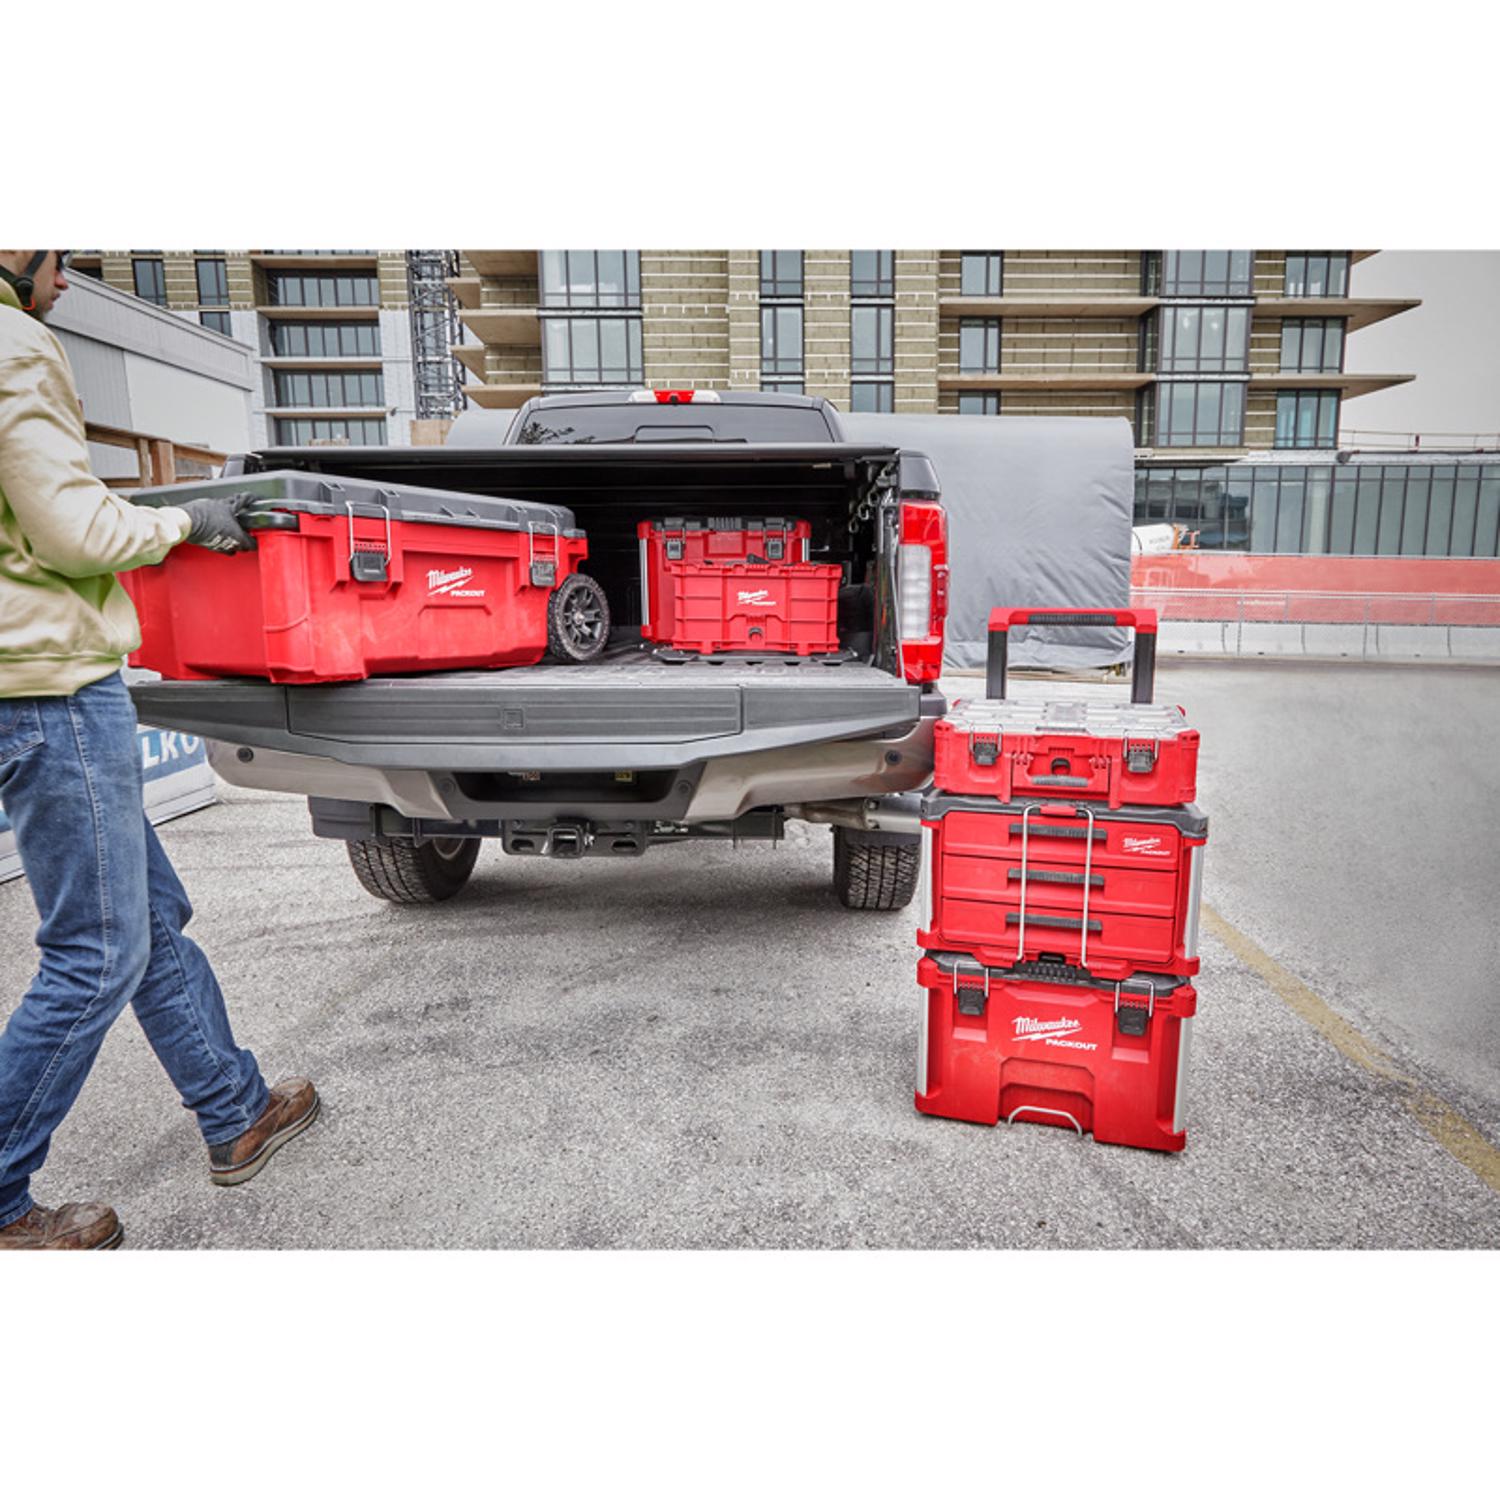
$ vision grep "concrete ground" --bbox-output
[1,659,1497,1249]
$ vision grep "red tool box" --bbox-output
[917,796,1208,980]
[933,608,1199,805]
[914,952,1196,1152]
[637,516,812,643]
[121,473,599,683]
[665,562,841,655]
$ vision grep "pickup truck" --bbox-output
[129,389,951,910]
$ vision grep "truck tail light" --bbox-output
[897,500,948,684]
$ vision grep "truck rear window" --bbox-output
[511,403,837,445]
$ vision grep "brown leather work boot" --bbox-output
[0,1202,124,1250]
[209,1077,320,1187]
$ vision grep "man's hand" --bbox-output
[178,495,258,554]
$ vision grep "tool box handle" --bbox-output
[986,607,1158,704]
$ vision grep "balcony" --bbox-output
[461,250,538,278]
[939,372,1152,392]
[455,306,542,346]
[1252,297,1420,332]
[462,382,543,409]
[1249,372,1415,399]
[941,294,1158,320]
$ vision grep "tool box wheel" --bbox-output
[547,573,611,663]
[831,826,921,912]
[345,836,480,904]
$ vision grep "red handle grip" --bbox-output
[989,607,1158,634]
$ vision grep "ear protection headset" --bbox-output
[0,251,57,311]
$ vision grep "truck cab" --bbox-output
[130,389,951,909]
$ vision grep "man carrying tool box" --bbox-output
[0,250,319,1250]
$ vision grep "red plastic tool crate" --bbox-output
[660,561,841,655]
[914,954,1196,1152]
[917,795,1208,980]
[637,516,812,643]
[935,606,1198,805]
[121,473,590,683]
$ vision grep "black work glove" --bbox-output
[178,494,258,554]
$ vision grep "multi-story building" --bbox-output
[69,250,447,447]
[448,248,1500,559]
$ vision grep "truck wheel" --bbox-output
[345,836,480,904]
[832,826,921,912]
[548,573,611,663]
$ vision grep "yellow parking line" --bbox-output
[1202,903,1500,1195]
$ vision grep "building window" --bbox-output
[760,251,803,300]
[958,318,1000,374]
[540,250,641,309]
[1284,253,1350,298]
[1155,381,1246,447]
[760,304,803,380]
[850,250,894,299]
[851,305,894,376]
[133,257,167,305]
[959,251,1002,297]
[274,417,387,445]
[761,380,805,395]
[543,316,644,386]
[266,272,378,307]
[1133,465,1251,549]
[1280,319,1345,373]
[200,310,232,336]
[1158,305,1250,373]
[850,382,894,413]
[270,321,382,357]
[1275,390,1340,448]
[195,256,228,307]
[272,370,385,408]
[958,393,1000,415]
[1161,251,1254,297]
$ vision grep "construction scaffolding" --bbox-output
[406,250,466,421]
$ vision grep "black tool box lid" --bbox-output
[129,469,583,537]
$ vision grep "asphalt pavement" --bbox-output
[1,659,1497,1249]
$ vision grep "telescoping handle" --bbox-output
[986,606,1158,704]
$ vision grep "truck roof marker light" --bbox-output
[628,389,721,404]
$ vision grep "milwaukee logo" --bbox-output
[428,566,485,599]
[737,589,775,607]
[1123,835,1167,854]
[1013,1016,1082,1038]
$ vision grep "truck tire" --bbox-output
[345,836,480,904]
[832,826,921,912]
[547,573,611,663]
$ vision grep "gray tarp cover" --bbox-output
[838,413,1136,671]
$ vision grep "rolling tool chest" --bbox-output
[915,606,1208,1153]
[637,515,840,655]
[123,473,596,683]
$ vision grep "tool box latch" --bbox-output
[1124,737,1159,773]
[954,960,990,1017]
[1114,979,1156,1036]
[971,734,1000,767]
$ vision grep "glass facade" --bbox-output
[1280,319,1345,372]
[849,382,894,413]
[959,251,1002,297]
[851,305,894,375]
[1284,253,1350,297]
[1158,305,1250,373]
[1161,251,1254,297]
[1275,389,1340,448]
[200,310,232,336]
[1154,381,1246,447]
[274,417,387,445]
[272,369,384,408]
[133,257,167,305]
[851,253,895,410]
[266,272,378,307]
[958,318,1000,374]
[958,392,1000,415]
[270,321,382,357]
[851,250,894,298]
[1133,462,1500,557]
[541,250,641,309]
[543,316,644,386]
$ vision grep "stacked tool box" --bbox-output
[638,516,840,656]
[915,608,1207,1153]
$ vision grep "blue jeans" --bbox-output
[0,672,268,1228]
